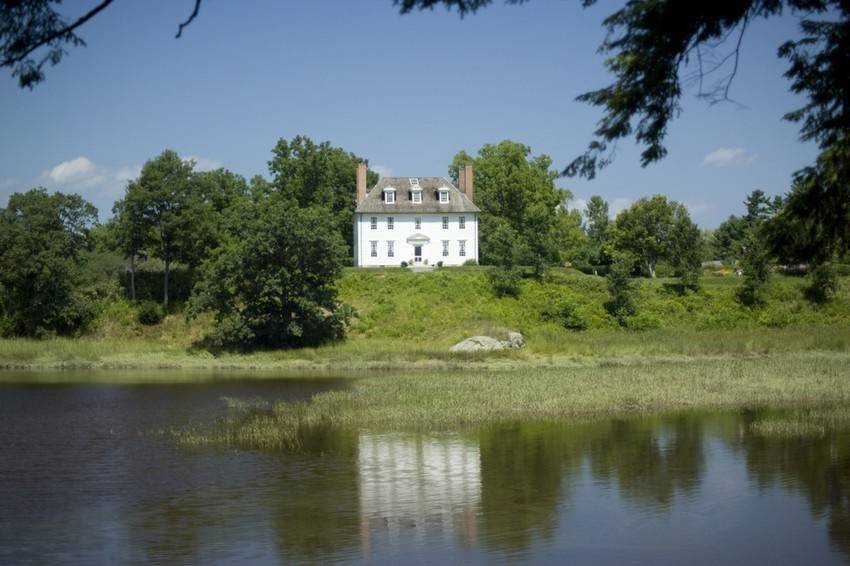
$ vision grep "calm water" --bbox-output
[1,375,850,565]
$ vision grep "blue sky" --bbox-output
[0,0,819,227]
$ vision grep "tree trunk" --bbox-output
[128,255,136,301]
[648,260,656,278]
[163,258,170,308]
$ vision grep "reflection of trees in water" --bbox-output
[478,423,583,554]
[477,415,707,555]
[133,427,365,564]
[272,427,362,563]
[724,413,850,560]
[153,410,850,561]
[587,414,705,510]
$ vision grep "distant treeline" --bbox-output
[0,136,845,345]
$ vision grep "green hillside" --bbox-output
[2,267,850,369]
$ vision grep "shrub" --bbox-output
[804,263,838,304]
[625,311,662,330]
[488,267,521,298]
[544,300,588,331]
[137,300,165,325]
[436,261,443,268]
[400,261,408,268]
[463,259,479,266]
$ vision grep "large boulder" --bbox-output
[450,336,506,352]
[450,332,526,352]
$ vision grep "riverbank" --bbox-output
[177,352,850,449]
[2,324,850,371]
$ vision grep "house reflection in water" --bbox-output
[357,433,480,555]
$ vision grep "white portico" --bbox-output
[353,164,480,267]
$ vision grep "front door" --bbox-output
[414,245,422,262]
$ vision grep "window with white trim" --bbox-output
[412,190,422,204]
[459,216,466,229]
[459,240,466,257]
[384,189,396,204]
[387,216,394,230]
[370,216,377,230]
[370,241,378,257]
[387,240,394,257]
[415,217,421,230]
[442,240,449,257]
[442,216,449,229]
[439,190,449,203]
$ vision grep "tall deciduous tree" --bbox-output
[0,188,98,336]
[610,195,702,284]
[266,136,377,258]
[450,140,571,276]
[120,150,207,307]
[188,195,351,350]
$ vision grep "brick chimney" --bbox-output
[457,166,466,193]
[463,164,473,203]
[356,162,367,203]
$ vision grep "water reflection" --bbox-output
[3,382,850,564]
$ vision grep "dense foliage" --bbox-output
[187,196,351,350]
[0,188,98,336]
[609,195,702,287]
[265,136,377,258]
[450,140,584,277]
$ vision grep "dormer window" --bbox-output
[412,189,422,204]
[384,187,396,204]
[438,189,450,204]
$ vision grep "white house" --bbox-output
[353,163,480,267]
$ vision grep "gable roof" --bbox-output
[355,176,480,214]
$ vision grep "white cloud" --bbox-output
[610,197,632,217]
[45,156,96,183]
[35,156,146,217]
[371,164,393,179]
[182,155,222,172]
[701,147,757,168]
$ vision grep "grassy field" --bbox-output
[2,268,850,370]
[176,353,850,449]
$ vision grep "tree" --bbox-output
[0,188,98,336]
[450,140,570,276]
[265,136,377,257]
[120,150,211,307]
[738,190,776,306]
[711,215,747,262]
[584,195,610,245]
[109,198,147,301]
[669,206,703,290]
[187,196,351,350]
[610,195,698,279]
[605,252,638,326]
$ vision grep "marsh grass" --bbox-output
[176,353,850,450]
[749,405,850,438]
